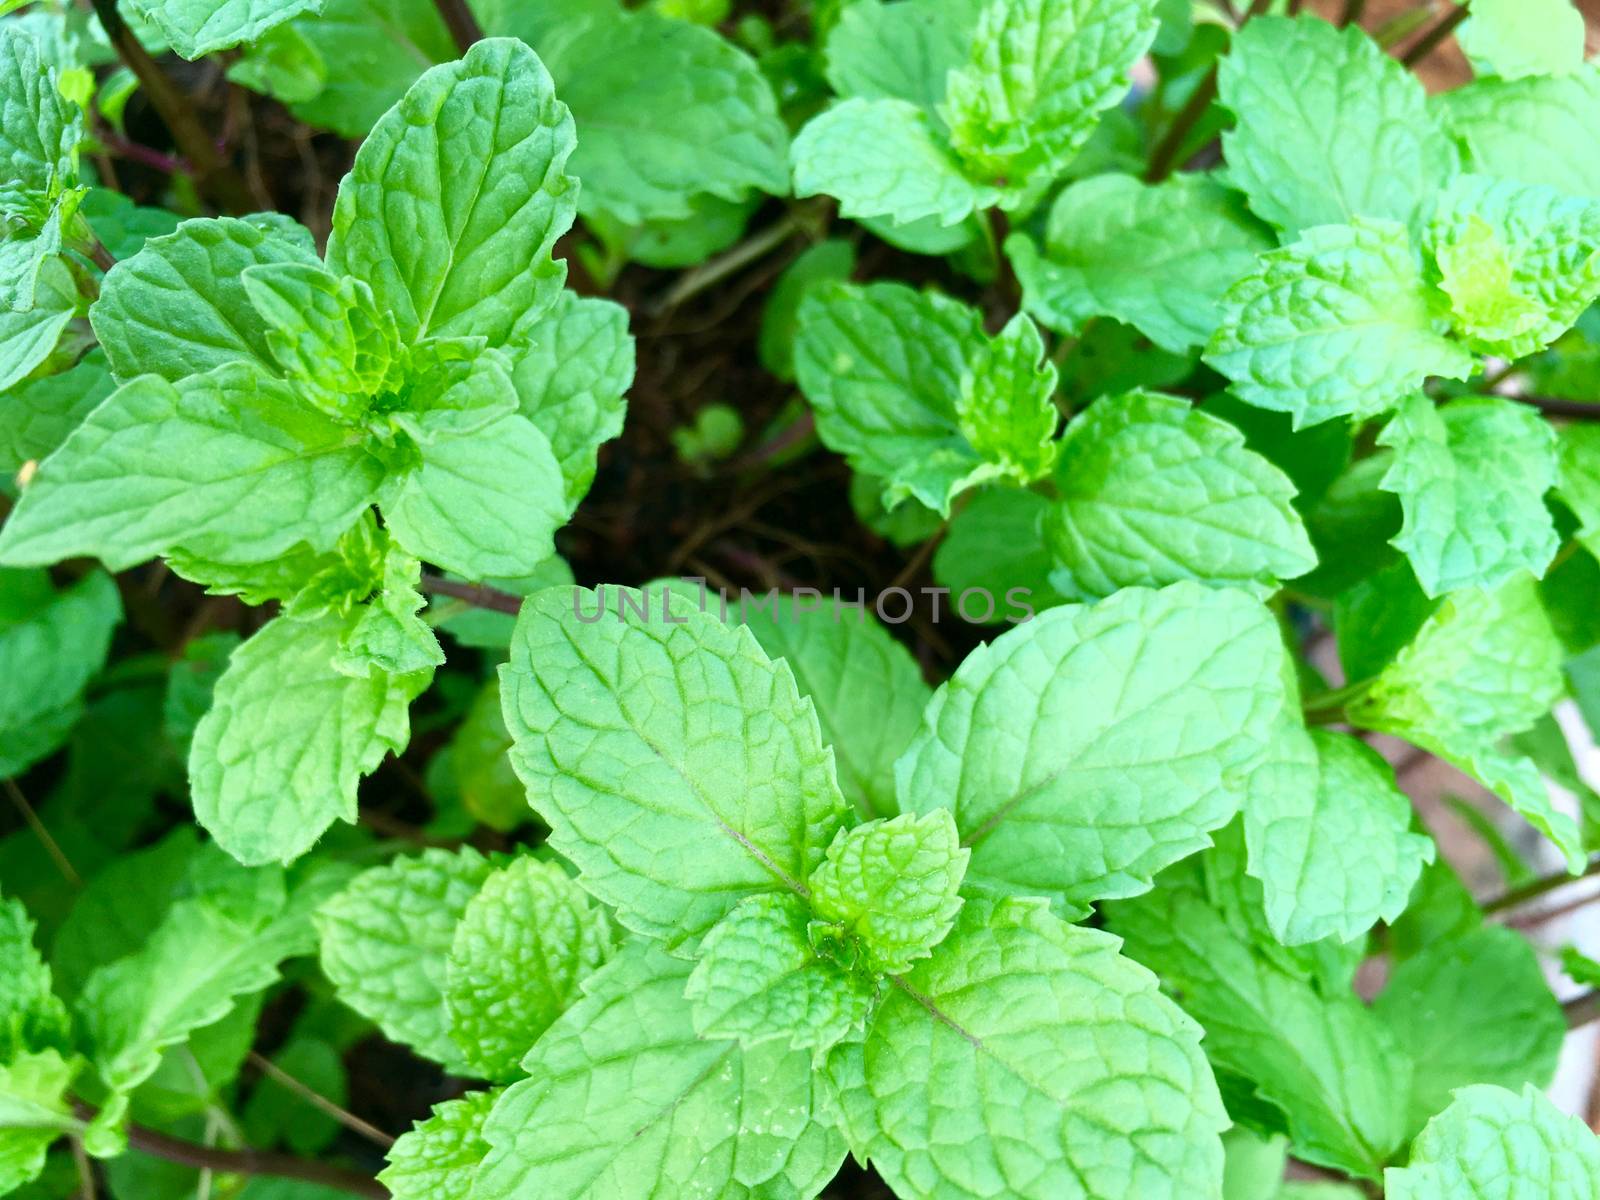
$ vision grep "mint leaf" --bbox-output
[332,546,443,678]
[809,810,967,974]
[380,1090,496,1200]
[1456,0,1585,82]
[1558,424,1600,557]
[953,313,1059,484]
[824,0,985,115]
[190,612,428,865]
[1043,389,1316,599]
[0,256,79,391]
[734,593,932,820]
[825,898,1226,1200]
[0,896,70,1057]
[939,0,1158,207]
[933,487,1066,620]
[898,582,1295,912]
[92,216,318,383]
[1435,68,1600,199]
[315,847,494,1072]
[1373,927,1564,1137]
[1245,728,1434,946]
[1207,219,1474,428]
[791,97,996,227]
[1386,1085,1600,1199]
[0,568,119,780]
[1008,171,1274,353]
[1217,16,1456,236]
[683,892,875,1051]
[325,38,575,345]
[500,586,851,947]
[443,856,613,1082]
[1379,395,1560,597]
[0,363,382,571]
[538,9,787,225]
[473,942,846,1200]
[123,0,326,59]
[0,1050,78,1194]
[0,348,114,473]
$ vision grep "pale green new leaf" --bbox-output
[1008,172,1274,353]
[824,0,987,114]
[1044,390,1316,599]
[380,1090,496,1200]
[325,38,575,344]
[190,613,429,866]
[0,896,70,1057]
[473,942,847,1200]
[332,547,444,678]
[0,348,114,473]
[791,98,996,227]
[500,586,851,947]
[1558,424,1600,557]
[443,856,613,1082]
[1217,16,1457,236]
[1244,727,1434,946]
[0,23,80,217]
[683,893,875,1051]
[940,0,1159,204]
[954,312,1059,484]
[316,848,494,1072]
[123,0,325,59]
[0,569,119,780]
[1386,1085,1600,1199]
[1457,0,1585,82]
[508,291,633,507]
[810,810,968,973]
[0,1050,78,1195]
[1206,219,1474,428]
[0,363,382,571]
[1434,68,1600,199]
[0,256,79,392]
[378,413,567,579]
[1379,395,1559,597]
[1374,927,1564,1138]
[91,215,318,383]
[897,582,1295,912]
[734,593,932,819]
[825,898,1226,1200]
[538,9,788,224]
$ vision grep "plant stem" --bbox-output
[432,0,483,54]
[4,778,80,887]
[247,1052,395,1149]
[1400,4,1467,67]
[1566,989,1600,1029]
[1518,395,1600,421]
[1484,855,1600,915]
[87,0,253,213]
[1339,0,1366,25]
[417,573,522,615]
[648,213,804,315]
[1145,70,1217,183]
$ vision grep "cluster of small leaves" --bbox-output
[5,0,1600,1199]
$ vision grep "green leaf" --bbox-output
[825,898,1226,1200]
[378,413,567,579]
[1207,219,1475,428]
[1379,395,1560,597]
[0,348,114,474]
[538,9,788,224]
[190,612,429,866]
[823,0,986,115]
[500,586,851,948]
[1373,927,1564,1138]
[315,847,494,1072]
[1009,171,1274,353]
[939,0,1159,206]
[123,0,326,59]
[79,188,181,261]
[508,291,633,508]
[1043,390,1316,599]
[0,1050,79,1195]
[734,592,931,820]
[91,215,318,383]
[1107,856,1409,1179]
[325,37,575,345]
[1244,727,1434,946]
[758,239,857,383]
[379,1090,496,1200]
[898,581,1295,913]
[791,97,996,227]
[809,810,967,973]
[0,363,382,571]
[443,856,614,1082]
[953,313,1059,484]
[1216,16,1456,236]
[1457,0,1585,82]
[473,941,846,1200]
[0,895,70,1058]
[1386,1085,1600,1198]
[331,546,443,678]
[0,568,119,780]
[932,487,1066,620]
[1558,424,1600,557]
[1435,68,1600,199]
[683,892,875,1051]
[447,679,524,830]
[0,256,79,392]
[0,23,81,221]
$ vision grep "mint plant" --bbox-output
[5,0,1600,1198]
